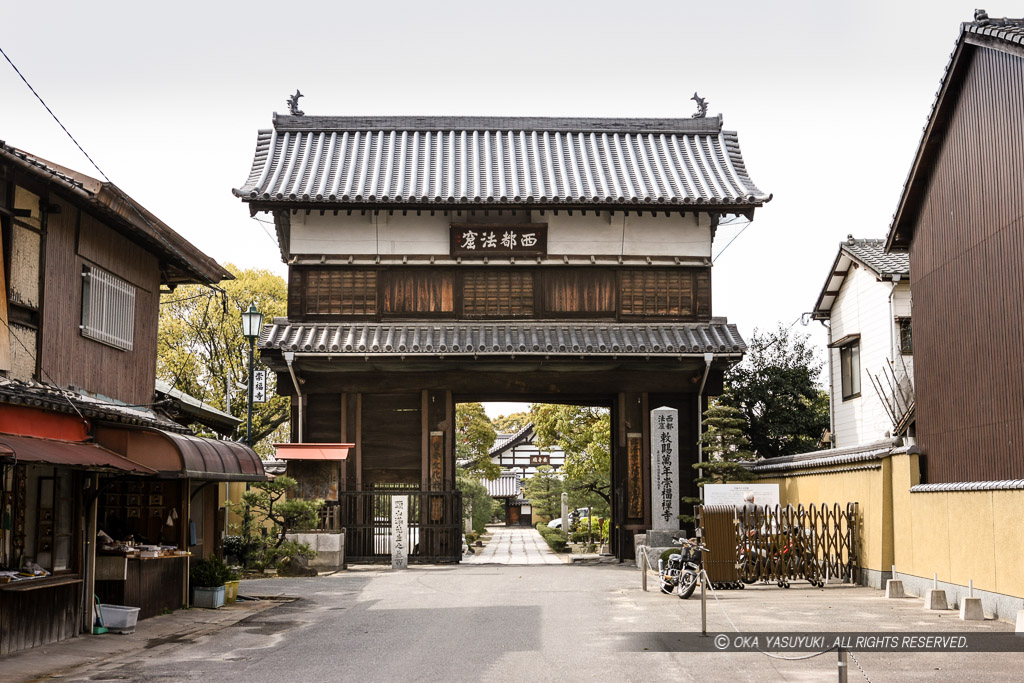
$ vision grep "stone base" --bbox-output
[960,597,985,620]
[924,589,948,610]
[644,530,683,547]
[886,579,906,598]
[286,531,346,569]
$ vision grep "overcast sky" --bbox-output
[0,1,1005,417]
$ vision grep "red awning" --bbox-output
[0,433,155,473]
[93,427,267,482]
[274,443,353,461]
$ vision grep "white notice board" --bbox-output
[703,483,780,508]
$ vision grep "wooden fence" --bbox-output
[698,503,858,587]
[336,491,463,563]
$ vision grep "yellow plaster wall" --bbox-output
[752,452,1024,599]
[890,453,1024,598]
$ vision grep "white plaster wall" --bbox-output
[829,266,903,448]
[292,210,710,258]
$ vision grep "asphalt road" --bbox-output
[64,564,1021,683]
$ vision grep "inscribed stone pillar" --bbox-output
[391,495,409,569]
[561,492,569,534]
[650,406,679,532]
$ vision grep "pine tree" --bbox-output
[694,404,757,486]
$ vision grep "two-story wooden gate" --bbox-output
[237,112,770,563]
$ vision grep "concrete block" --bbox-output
[924,589,948,610]
[1016,610,1024,633]
[960,597,984,621]
[886,579,906,598]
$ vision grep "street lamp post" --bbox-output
[240,303,264,447]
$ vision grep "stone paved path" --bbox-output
[466,526,564,564]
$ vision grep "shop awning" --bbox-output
[0,433,155,473]
[274,443,352,461]
[94,427,267,482]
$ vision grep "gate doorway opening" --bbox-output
[468,402,612,538]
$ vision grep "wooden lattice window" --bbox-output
[382,271,454,316]
[463,271,534,317]
[304,269,378,316]
[619,270,694,317]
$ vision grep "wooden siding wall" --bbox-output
[910,46,1024,483]
[39,197,160,405]
[360,393,421,485]
[288,266,711,321]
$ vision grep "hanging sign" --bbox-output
[450,223,547,258]
[252,370,267,403]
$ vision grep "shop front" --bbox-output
[93,426,265,615]
[0,426,154,656]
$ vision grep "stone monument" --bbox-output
[392,495,409,570]
[647,406,680,547]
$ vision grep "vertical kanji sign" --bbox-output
[252,370,267,403]
[391,495,409,569]
[650,406,679,531]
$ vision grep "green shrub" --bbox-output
[190,554,231,587]
[570,530,588,543]
[537,525,568,553]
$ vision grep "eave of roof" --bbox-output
[886,14,1024,251]
[259,319,747,358]
[488,423,535,456]
[155,380,240,434]
[746,438,897,474]
[0,142,232,286]
[234,114,770,210]
[812,238,910,318]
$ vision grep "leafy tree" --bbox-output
[157,265,289,455]
[456,471,493,534]
[694,403,757,486]
[532,404,611,514]
[455,402,499,479]
[523,465,563,520]
[719,324,829,458]
[491,411,531,434]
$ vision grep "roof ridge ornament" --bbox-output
[691,92,708,119]
[287,90,305,116]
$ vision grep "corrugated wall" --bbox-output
[911,45,1024,483]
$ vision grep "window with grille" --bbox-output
[619,270,694,317]
[81,266,136,351]
[305,269,378,316]
[463,271,534,317]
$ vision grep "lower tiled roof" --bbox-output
[260,319,745,356]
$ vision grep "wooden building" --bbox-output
[0,142,263,654]
[812,237,912,447]
[236,112,769,562]
[489,423,566,478]
[481,471,530,526]
[887,11,1024,484]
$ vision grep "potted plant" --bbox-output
[190,555,230,609]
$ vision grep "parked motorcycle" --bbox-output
[658,538,709,599]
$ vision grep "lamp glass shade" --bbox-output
[241,303,263,339]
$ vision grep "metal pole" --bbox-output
[246,335,255,447]
[701,570,708,636]
[837,648,848,682]
[641,549,648,592]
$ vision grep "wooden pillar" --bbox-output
[354,393,363,491]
